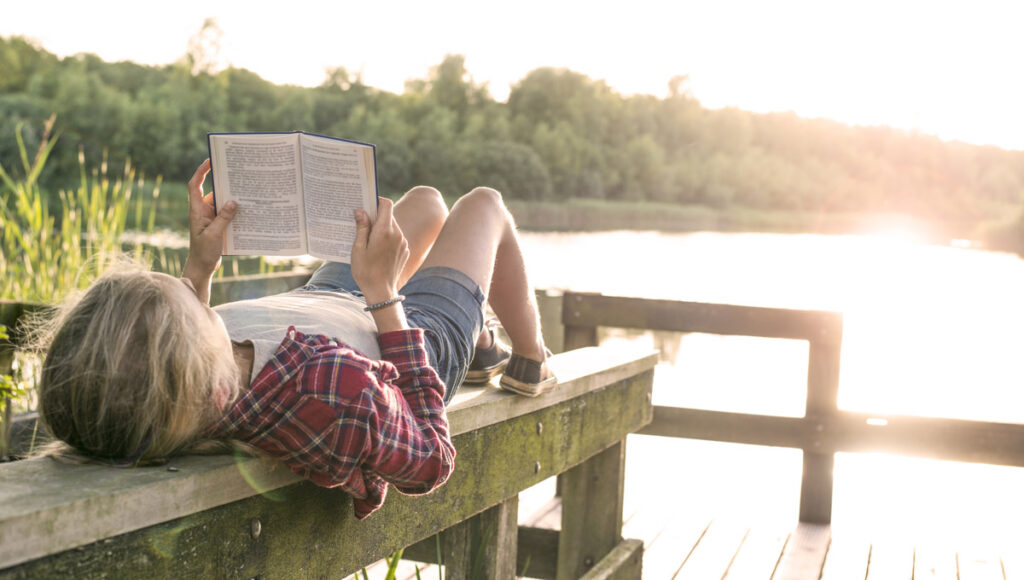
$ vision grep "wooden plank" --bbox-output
[799,452,834,524]
[642,517,710,580]
[638,407,809,447]
[0,346,655,571]
[558,440,626,579]
[638,406,1024,471]
[561,293,843,343]
[831,412,1024,469]
[956,550,1006,580]
[407,524,556,580]
[675,519,748,579]
[773,523,830,580]
[1003,551,1023,580]
[437,495,518,580]
[800,334,841,525]
[913,545,957,579]
[819,534,870,580]
[516,527,559,580]
[0,366,654,578]
[724,526,789,579]
[864,543,913,580]
[564,325,599,351]
[578,539,643,580]
[448,347,658,436]
[805,339,842,418]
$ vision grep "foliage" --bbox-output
[0,326,25,415]
[0,34,1023,234]
[0,117,159,302]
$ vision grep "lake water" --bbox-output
[519,230,1024,549]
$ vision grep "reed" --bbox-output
[0,117,164,302]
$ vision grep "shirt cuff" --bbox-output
[378,328,428,364]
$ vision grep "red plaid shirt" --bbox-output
[208,327,455,519]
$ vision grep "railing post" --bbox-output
[562,292,600,351]
[558,292,601,498]
[557,440,626,580]
[439,495,519,579]
[799,319,843,524]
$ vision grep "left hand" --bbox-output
[185,158,238,276]
[350,197,410,304]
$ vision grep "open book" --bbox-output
[207,131,378,263]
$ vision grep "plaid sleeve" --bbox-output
[298,330,454,514]
[370,329,454,493]
[214,329,455,519]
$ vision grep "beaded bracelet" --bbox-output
[364,295,406,312]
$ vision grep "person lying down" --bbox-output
[35,159,555,518]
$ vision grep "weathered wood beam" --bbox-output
[639,405,1024,468]
[405,525,560,579]
[0,348,655,578]
[578,539,643,580]
[558,441,626,579]
[773,523,831,579]
[638,406,809,447]
[436,495,519,580]
[562,293,843,343]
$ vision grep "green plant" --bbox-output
[0,325,24,412]
[0,117,163,302]
[354,548,405,580]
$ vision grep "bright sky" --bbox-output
[4,0,1023,150]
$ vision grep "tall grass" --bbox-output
[0,117,162,302]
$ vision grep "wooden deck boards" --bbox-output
[354,489,1023,580]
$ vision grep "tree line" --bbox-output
[2,34,1023,230]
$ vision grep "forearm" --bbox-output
[364,286,409,334]
[181,256,217,304]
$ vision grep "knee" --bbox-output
[454,186,507,218]
[404,185,446,209]
[402,185,448,223]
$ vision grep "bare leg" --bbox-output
[419,187,546,362]
[392,186,448,287]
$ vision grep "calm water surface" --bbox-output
[519,230,1024,548]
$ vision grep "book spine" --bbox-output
[206,133,217,214]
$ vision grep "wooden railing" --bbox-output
[0,282,657,579]
[561,292,1024,524]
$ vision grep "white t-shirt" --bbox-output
[214,290,381,384]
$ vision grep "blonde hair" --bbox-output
[34,263,240,465]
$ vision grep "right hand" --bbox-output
[185,158,238,276]
[351,198,410,304]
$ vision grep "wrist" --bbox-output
[361,286,399,306]
[183,256,218,280]
[364,295,406,312]
[369,302,408,334]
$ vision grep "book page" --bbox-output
[208,133,306,256]
[299,134,377,262]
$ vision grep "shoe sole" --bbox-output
[498,375,558,397]
[463,359,510,386]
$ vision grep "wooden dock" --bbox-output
[6,283,1024,579]
[361,440,1021,579]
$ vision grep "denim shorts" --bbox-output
[302,262,484,405]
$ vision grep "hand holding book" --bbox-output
[206,131,378,263]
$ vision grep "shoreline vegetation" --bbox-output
[3,28,1024,275]
[2,32,1023,253]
